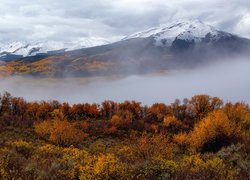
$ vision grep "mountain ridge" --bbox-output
[0,37,111,61]
[0,19,250,78]
[122,19,236,47]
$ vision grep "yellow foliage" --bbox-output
[224,103,250,130]
[163,115,188,134]
[110,113,132,129]
[34,120,52,139]
[182,154,224,170]
[94,154,120,177]
[117,145,137,162]
[173,133,189,147]
[80,153,125,180]
[7,140,34,158]
[163,116,177,127]
[0,148,26,179]
[89,142,106,155]
[35,144,62,158]
[141,157,178,179]
[189,110,239,152]
[123,134,173,162]
[110,115,121,127]
[50,109,64,120]
[59,146,89,179]
[180,154,235,178]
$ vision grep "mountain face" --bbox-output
[0,37,110,61]
[0,19,250,78]
[122,19,250,53]
[123,19,233,47]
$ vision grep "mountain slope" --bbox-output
[1,19,250,78]
[0,37,110,61]
[123,19,234,47]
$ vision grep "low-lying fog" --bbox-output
[0,58,250,105]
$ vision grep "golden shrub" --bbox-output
[50,109,64,120]
[177,154,235,179]
[34,120,52,139]
[35,119,88,146]
[59,146,89,179]
[173,133,189,148]
[35,144,62,158]
[163,116,177,127]
[7,140,34,158]
[80,153,125,180]
[189,110,239,152]
[110,114,132,129]
[110,115,121,127]
[224,103,250,130]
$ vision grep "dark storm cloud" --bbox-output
[0,0,249,42]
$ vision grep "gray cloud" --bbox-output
[0,0,249,43]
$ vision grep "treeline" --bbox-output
[0,92,249,179]
[0,92,224,128]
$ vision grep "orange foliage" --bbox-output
[35,119,88,146]
[189,110,239,152]
[110,114,132,129]
[146,103,169,122]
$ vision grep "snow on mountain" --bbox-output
[123,19,233,47]
[67,37,111,51]
[0,37,110,58]
[0,19,236,60]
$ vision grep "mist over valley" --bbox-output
[1,57,249,104]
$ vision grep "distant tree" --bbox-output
[188,95,223,122]
[100,100,118,119]
[146,103,169,123]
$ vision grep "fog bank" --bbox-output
[0,59,250,105]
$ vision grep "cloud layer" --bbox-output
[0,0,249,43]
[0,58,250,105]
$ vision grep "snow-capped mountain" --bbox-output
[0,37,110,59]
[1,19,250,78]
[123,19,234,47]
[0,19,238,61]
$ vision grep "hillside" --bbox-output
[1,19,250,78]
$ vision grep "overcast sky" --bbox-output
[0,0,249,43]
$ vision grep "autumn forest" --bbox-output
[0,92,249,179]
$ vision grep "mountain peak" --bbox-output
[123,19,232,47]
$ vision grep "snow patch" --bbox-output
[123,19,232,47]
